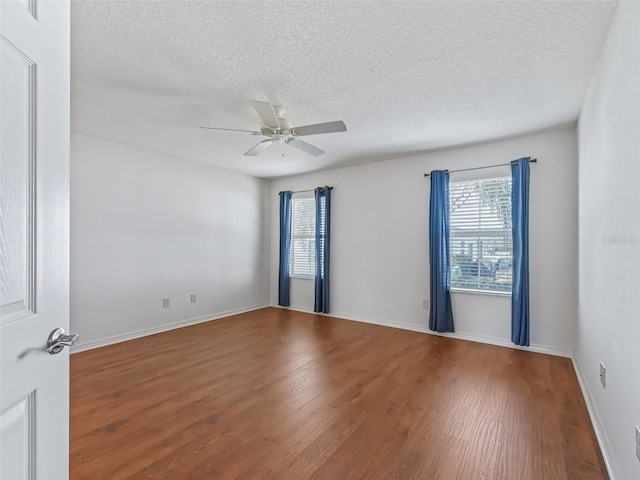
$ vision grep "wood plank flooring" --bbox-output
[70,307,608,479]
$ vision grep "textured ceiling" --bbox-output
[71,0,617,178]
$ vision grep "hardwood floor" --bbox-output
[70,308,608,479]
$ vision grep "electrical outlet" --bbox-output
[190,294,197,303]
[635,425,640,462]
[422,299,429,309]
[599,362,606,389]
[162,298,170,308]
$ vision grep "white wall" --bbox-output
[270,127,578,355]
[71,133,270,350]
[576,2,640,479]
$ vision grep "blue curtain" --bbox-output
[278,191,292,306]
[314,187,331,313]
[511,158,530,346]
[429,171,454,332]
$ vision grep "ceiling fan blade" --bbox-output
[287,138,325,156]
[244,139,274,156]
[199,126,261,135]
[291,120,347,137]
[250,100,280,128]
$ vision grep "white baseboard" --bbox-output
[274,305,572,358]
[427,329,572,358]
[283,304,431,334]
[70,303,269,353]
[572,358,618,480]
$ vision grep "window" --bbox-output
[290,192,316,278]
[449,176,512,294]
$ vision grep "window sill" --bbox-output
[290,275,315,280]
[451,288,511,297]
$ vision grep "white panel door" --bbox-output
[0,1,71,479]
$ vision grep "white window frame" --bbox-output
[449,175,513,296]
[289,192,316,279]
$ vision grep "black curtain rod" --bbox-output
[285,187,334,194]
[423,158,537,177]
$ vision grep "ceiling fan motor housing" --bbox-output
[262,125,293,142]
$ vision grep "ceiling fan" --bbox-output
[199,100,347,157]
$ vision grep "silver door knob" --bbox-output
[46,328,79,354]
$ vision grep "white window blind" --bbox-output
[290,193,316,278]
[449,177,512,293]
